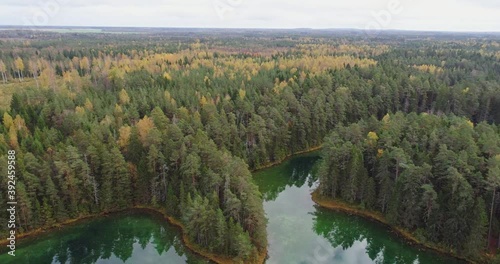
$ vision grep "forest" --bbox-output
[0,29,499,262]
[318,113,498,259]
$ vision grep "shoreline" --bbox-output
[251,145,322,172]
[311,190,482,264]
[3,147,488,264]
[1,206,267,264]
[0,208,130,247]
[133,206,267,264]
[0,146,325,263]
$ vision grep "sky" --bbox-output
[0,0,499,32]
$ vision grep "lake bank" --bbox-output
[2,149,476,264]
[0,208,129,247]
[252,145,322,172]
[311,190,482,264]
[0,147,325,264]
[134,206,267,264]
[253,153,463,264]
[1,206,266,264]
[0,209,208,263]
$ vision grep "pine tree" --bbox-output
[110,146,131,208]
[364,177,377,209]
[463,197,487,257]
[40,198,55,226]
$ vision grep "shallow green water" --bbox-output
[253,153,463,264]
[0,211,208,264]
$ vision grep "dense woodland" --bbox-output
[0,29,499,262]
[318,113,499,259]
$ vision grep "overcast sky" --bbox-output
[0,0,499,32]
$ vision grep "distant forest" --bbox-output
[0,29,499,262]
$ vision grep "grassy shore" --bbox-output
[311,189,485,264]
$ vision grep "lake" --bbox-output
[0,152,462,264]
[0,211,209,264]
[253,153,462,264]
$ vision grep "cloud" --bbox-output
[0,0,499,31]
[458,0,500,8]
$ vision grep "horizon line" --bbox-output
[0,25,499,34]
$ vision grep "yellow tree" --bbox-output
[84,98,94,111]
[136,116,155,146]
[239,89,246,100]
[13,115,28,135]
[367,131,379,147]
[70,70,82,92]
[63,70,73,90]
[109,66,125,88]
[163,72,172,81]
[80,56,90,75]
[0,59,7,84]
[71,57,80,70]
[117,125,132,148]
[114,104,124,128]
[8,126,18,149]
[199,95,208,106]
[75,106,85,115]
[14,57,24,82]
[40,66,57,91]
[29,58,40,88]
[3,112,13,130]
[119,89,130,105]
[3,114,28,149]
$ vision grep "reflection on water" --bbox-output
[253,153,461,264]
[0,211,209,264]
[256,155,320,202]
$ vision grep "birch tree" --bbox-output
[0,60,7,84]
[14,57,24,82]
